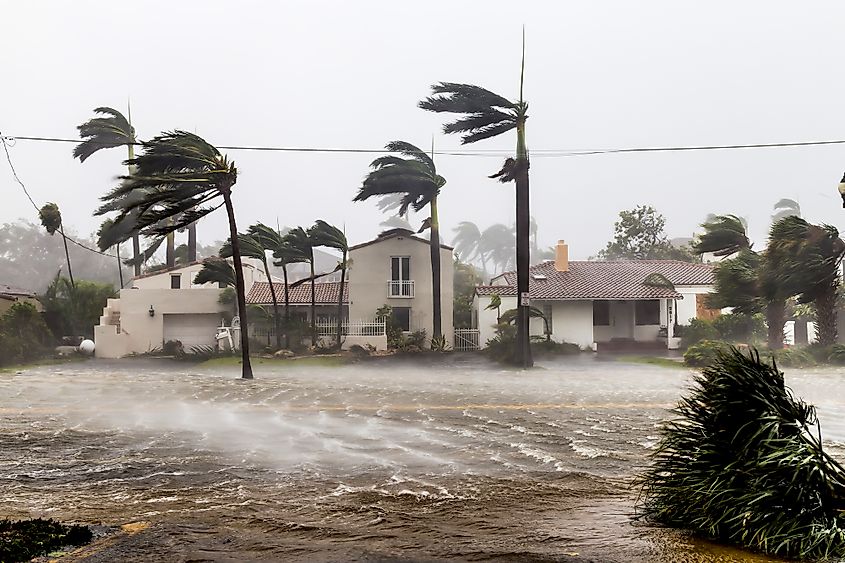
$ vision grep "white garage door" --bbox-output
[162,313,221,350]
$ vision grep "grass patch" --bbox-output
[0,518,92,562]
[618,355,685,369]
[199,354,351,369]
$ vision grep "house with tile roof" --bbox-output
[472,241,717,351]
[0,284,42,315]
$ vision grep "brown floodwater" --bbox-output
[2,355,843,562]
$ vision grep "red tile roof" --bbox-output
[348,228,454,252]
[480,260,714,301]
[247,281,348,305]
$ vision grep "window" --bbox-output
[392,307,411,332]
[593,301,610,326]
[389,256,413,297]
[170,274,181,289]
[635,300,660,325]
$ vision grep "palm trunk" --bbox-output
[166,231,175,268]
[310,253,316,346]
[430,195,442,341]
[262,258,282,351]
[127,142,142,277]
[766,300,785,350]
[283,264,291,350]
[58,223,75,288]
[814,284,839,346]
[222,192,253,379]
[513,120,533,368]
[188,223,197,262]
[336,250,347,348]
[116,244,124,288]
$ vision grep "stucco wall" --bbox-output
[548,301,594,348]
[675,285,713,325]
[348,236,454,343]
[474,294,516,348]
[132,259,267,292]
[95,287,227,358]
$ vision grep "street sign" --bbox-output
[520,292,530,307]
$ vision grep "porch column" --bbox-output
[666,299,675,349]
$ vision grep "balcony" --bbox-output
[387,280,415,298]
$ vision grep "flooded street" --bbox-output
[3,355,844,562]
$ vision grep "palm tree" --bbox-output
[452,221,484,269]
[419,40,532,366]
[354,140,446,342]
[480,223,516,275]
[38,203,74,287]
[98,218,124,288]
[772,198,801,223]
[96,131,254,379]
[220,232,283,351]
[194,256,236,287]
[768,216,845,346]
[485,293,502,323]
[269,234,310,350]
[693,214,785,349]
[310,220,349,348]
[284,226,318,346]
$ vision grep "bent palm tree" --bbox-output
[452,221,484,270]
[310,220,348,348]
[354,141,446,342]
[39,203,74,287]
[285,227,318,346]
[220,232,282,351]
[194,256,236,287]
[768,216,845,346]
[693,215,751,257]
[97,131,254,379]
[419,42,532,366]
[267,233,309,350]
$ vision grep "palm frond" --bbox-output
[310,220,347,252]
[193,257,236,287]
[694,214,751,257]
[418,83,521,145]
[74,106,135,162]
[219,233,266,261]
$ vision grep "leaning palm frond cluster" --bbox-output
[639,347,845,559]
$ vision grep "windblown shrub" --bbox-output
[827,344,845,365]
[639,348,845,559]
[683,340,731,367]
[770,347,816,368]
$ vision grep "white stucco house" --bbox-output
[94,260,269,358]
[472,241,716,351]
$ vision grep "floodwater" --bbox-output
[2,355,844,562]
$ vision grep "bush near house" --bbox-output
[678,313,765,349]
[683,340,731,367]
[40,276,115,340]
[0,302,54,366]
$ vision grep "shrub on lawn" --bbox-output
[683,340,731,367]
[0,518,92,562]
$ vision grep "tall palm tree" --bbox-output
[772,198,801,223]
[269,234,310,350]
[310,220,348,348]
[74,107,142,275]
[354,140,446,341]
[220,232,282,351]
[768,216,845,346]
[693,214,785,349]
[480,223,516,275]
[194,256,236,287]
[419,39,532,366]
[96,131,254,379]
[452,221,484,268]
[38,202,74,287]
[284,226,318,346]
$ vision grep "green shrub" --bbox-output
[429,334,451,352]
[827,344,845,365]
[639,348,845,559]
[679,318,719,348]
[531,338,580,356]
[0,302,54,366]
[485,323,516,363]
[712,312,766,343]
[770,347,816,368]
[683,340,731,367]
[0,518,92,562]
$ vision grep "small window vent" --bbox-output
[532,274,547,280]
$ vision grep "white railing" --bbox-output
[315,319,386,337]
[387,280,415,298]
[454,328,480,351]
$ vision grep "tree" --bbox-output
[452,221,483,267]
[693,214,786,349]
[284,226,318,346]
[480,223,516,275]
[310,220,349,348]
[485,293,502,324]
[453,259,481,328]
[599,205,696,261]
[98,218,124,288]
[768,216,845,346]
[772,198,801,223]
[354,141,446,342]
[97,131,254,379]
[40,274,115,339]
[220,232,282,351]
[270,233,310,350]
[38,203,74,287]
[194,256,236,288]
[420,42,532,366]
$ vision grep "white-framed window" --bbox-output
[388,256,414,297]
[170,274,181,289]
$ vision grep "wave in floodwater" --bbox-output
[2,355,842,562]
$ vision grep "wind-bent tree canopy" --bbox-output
[452,221,483,266]
[97,131,254,379]
[38,203,74,287]
[284,226,318,346]
[310,220,348,348]
[354,140,446,342]
[221,231,282,351]
[194,256,236,288]
[693,214,751,257]
[768,216,845,346]
[419,50,532,366]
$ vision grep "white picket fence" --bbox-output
[315,319,386,337]
[454,328,481,351]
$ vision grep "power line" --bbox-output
[1,134,119,259]
[5,132,845,157]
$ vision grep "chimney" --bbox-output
[555,240,569,272]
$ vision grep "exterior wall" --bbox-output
[348,236,454,343]
[548,301,593,348]
[95,287,227,358]
[674,285,714,325]
[132,259,268,292]
[473,294,517,348]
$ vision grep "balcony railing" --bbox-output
[387,280,415,298]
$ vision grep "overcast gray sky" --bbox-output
[4,0,845,259]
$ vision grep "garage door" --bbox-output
[162,313,222,350]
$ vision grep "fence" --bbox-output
[315,319,386,337]
[454,328,481,351]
